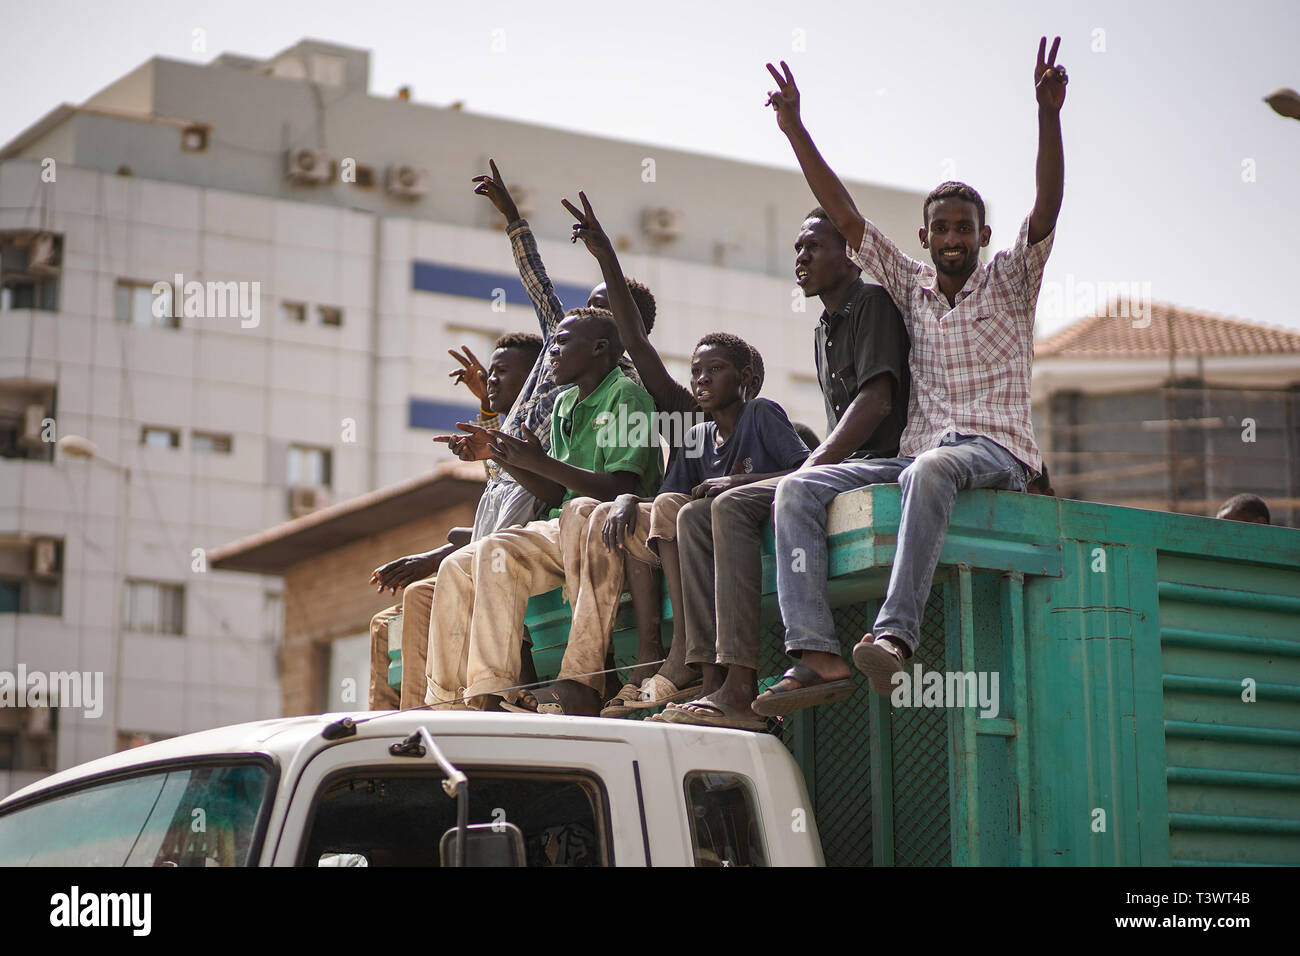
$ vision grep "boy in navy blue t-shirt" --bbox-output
[531,333,809,717]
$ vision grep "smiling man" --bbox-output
[754,37,1068,715]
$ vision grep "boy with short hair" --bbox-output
[527,330,807,719]
[365,332,541,710]
[425,308,662,709]
[559,191,775,713]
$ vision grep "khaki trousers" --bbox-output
[367,573,439,710]
[426,519,565,707]
[555,494,689,692]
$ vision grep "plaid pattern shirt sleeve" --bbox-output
[848,217,926,311]
[507,219,566,337]
[477,408,501,482]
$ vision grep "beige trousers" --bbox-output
[367,573,439,710]
[555,494,690,692]
[426,519,565,708]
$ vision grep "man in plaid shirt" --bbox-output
[754,38,1069,715]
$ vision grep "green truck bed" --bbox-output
[395,487,1300,866]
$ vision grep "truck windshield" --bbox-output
[0,761,273,866]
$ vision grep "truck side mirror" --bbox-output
[439,822,526,867]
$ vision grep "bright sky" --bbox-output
[4,0,1297,336]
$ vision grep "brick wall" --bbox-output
[281,502,478,715]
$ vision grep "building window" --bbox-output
[192,431,233,454]
[115,279,177,328]
[287,444,332,487]
[141,426,180,450]
[318,305,343,327]
[123,580,185,635]
[281,301,307,323]
[263,592,284,645]
[0,706,58,773]
[0,230,61,312]
[0,537,62,616]
[0,383,56,462]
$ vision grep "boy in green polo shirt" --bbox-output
[426,307,662,710]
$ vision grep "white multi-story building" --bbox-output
[0,39,924,795]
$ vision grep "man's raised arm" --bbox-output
[563,191,684,408]
[473,159,566,333]
[766,61,865,253]
[1029,36,1068,245]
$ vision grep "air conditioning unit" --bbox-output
[26,233,58,276]
[25,707,53,737]
[286,148,334,184]
[642,207,684,242]
[289,484,331,517]
[385,164,429,199]
[32,538,59,577]
[19,403,46,447]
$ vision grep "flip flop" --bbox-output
[645,695,703,722]
[497,700,533,714]
[660,695,768,731]
[750,663,856,717]
[513,687,563,715]
[620,674,703,712]
[851,635,907,696]
[599,683,644,719]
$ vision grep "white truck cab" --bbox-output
[0,711,821,867]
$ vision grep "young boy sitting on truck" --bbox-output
[425,308,663,710]
[525,330,808,718]
[365,332,541,710]
[557,191,773,714]
[754,38,1068,714]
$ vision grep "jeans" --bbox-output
[773,434,1027,656]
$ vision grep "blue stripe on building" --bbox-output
[411,260,593,311]
[409,398,481,432]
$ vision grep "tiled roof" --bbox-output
[1035,302,1300,358]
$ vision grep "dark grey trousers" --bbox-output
[676,476,783,670]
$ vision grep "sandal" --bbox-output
[660,695,768,731]
[613,673,703,713]
[599,683,644,719]
[750,663,856,717]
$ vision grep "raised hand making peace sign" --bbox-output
[764,60,802,134]
[562,191,614,258]
[447,345,489,407]
[471,158,521,224]
[1035,36,1068,112]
